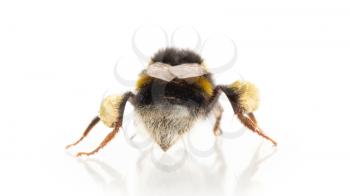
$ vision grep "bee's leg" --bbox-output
[211,84,277,145]
[76,92,135,157]
[207,85,224,112]
[66,116,100,149]
[236,112,277,146]
[76,122,120,157]
[212,104,223,136]
[206,86,225,136]
[247,113,257,124]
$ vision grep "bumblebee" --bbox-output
[66,48,277,156]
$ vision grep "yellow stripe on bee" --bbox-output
[136,73,213,96]
[195,77,213,96]
[135,74,152,90]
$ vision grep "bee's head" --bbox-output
[151,47,203,66]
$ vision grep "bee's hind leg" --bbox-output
[66,116,100,149]
[76,122,121,157]
[76,92,135,157]
[247,113,257,124]
[236,112,277,146]
[208,84,277,145]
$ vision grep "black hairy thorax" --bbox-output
[135,78,207,111]
[134,48,213,113]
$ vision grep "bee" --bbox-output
[66,48,277,156]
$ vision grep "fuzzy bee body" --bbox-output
[132,49,215,150]
[67,47,277,157]
[134,104,196,151]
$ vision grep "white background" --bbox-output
[1,0,350,196]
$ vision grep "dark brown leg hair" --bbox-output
[212,105,223,136]
[66,116,100,149]
[75,92,135,157]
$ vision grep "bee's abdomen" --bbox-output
[134,104,196,151]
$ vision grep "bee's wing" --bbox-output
[170,64,208,79]
[145,63,175,81]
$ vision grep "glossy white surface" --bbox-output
[1,0,350,195]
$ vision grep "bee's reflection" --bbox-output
[235,142,277,195]
[76,140,276,196]
[77,158,127,195]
